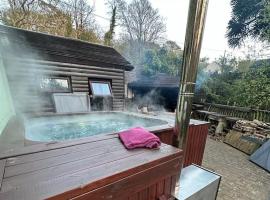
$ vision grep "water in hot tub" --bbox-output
[25,113,167,142]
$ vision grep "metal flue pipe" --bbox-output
[174,0,209,152]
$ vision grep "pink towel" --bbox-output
[118,127,161,149]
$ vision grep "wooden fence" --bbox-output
[202,103,270,123]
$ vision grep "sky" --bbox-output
[92,0,265,60]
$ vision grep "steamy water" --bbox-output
[25,112,167,142]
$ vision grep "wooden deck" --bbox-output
[0,134,182,200]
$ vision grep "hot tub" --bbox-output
[0,112,209,169]
[25,112,168,142]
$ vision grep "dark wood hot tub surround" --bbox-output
[153,120,209,167]
[0,134,182,200]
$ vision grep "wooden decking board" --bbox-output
[0,144,181,199]
[4,142,123,178]
[0,133,117,159]
[3,144,164,190]
[0,159,6,190]
[6,137,120,167]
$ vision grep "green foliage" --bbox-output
[142,46,183,76]
[104,6,117,46]
[139,41,209,80]
[227,0,270,47]
[229,63,270,109]
[65,14,73,37]
[201,56,270,110]
[202,71,241,104]
[260,3,270,42]
[78,30,100,42]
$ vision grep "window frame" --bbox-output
[39,76,72,93]
[89,79,113,97]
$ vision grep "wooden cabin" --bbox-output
[0,25,133,114]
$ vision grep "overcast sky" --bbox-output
[92,0,264,60]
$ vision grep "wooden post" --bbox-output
[174,0,209,154]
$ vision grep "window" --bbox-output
[40,77,71,92]
[89,81,112,96]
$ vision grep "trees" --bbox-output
[104,6,116,46]
[116,0,166,44]
[65,0,100,42]
[1,0,71,35]
[0,0,101,43]
[227,0,270,47]
[142,42,183,76]
[229,62,270,109]
[200,54,270,110]
[200,54,241,104]
[0,0,72,36]
[113,0,166,65]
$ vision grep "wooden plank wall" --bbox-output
[5,61,125,114]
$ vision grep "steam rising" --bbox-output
[0,28,53,116]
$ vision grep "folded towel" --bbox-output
[118,127,161,149]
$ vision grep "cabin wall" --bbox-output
[5,61,125,114]
[0,57,15,134]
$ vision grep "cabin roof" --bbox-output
[128,73,179,88]
[0,25,133,71]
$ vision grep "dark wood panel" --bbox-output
[71,76,88,81]
[112,83,125,87]
[70,158,180,200]
[112,89,125,92]
[71,80,88,84]
[4,143,123,177]
[19,61,125,73]
[112,79,125,82]
[156,179,165,197]
[129,194,139,200]
[17,70,124,80]
[18,65,125,77]
[2,147,148,189]
[111,84,125,88]
[71,84,89,88]
[138,188,148,200]
[164,177,171,195]
[170,175,177,194]
[0,134,118,160]
[113,106,124,110]
[72,89,89,92]
[148,184,157,200]
[113,100,124,104]
[113,104,124,108]
[6,139,120,167]
[0,144,182,200]
[113,94,124,98]
[154,130,174,145]
[0,159,6,190]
